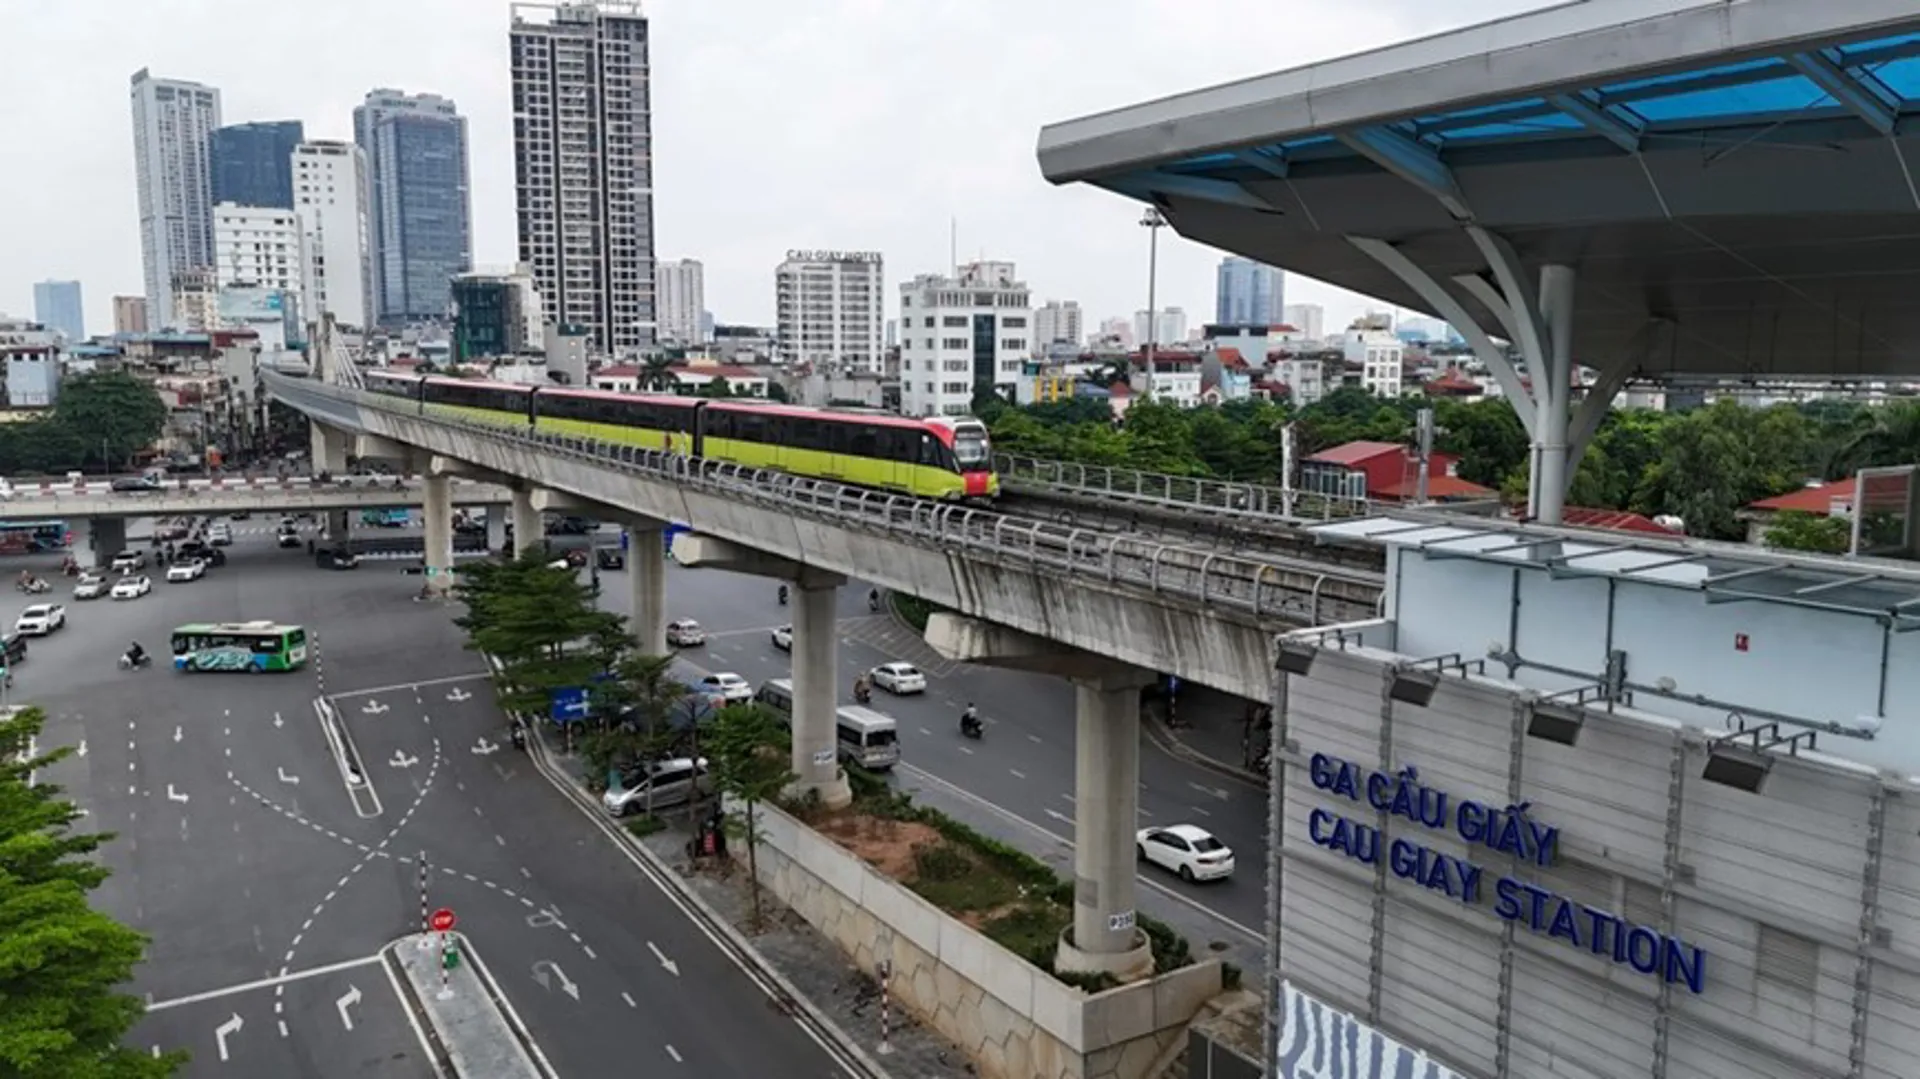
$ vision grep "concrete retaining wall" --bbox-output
[743,801,1223,1079]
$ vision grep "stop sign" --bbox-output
[430,908,456,933]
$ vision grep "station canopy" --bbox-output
[1038,1,1920,382]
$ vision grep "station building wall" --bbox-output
[1276,644,1920,1079]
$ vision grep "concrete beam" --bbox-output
[528,488,595,515]
[671,533,845,589]
[355,433,418,465]
[927,613,1154,683]
[429,454,513,485]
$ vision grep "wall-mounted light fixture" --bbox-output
[1275,639,1319,676]
[1388,666,1439,707]
[1702,719,1817,794]
[1527,701,1585,746]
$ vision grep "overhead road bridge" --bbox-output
[269,368,1383,981]
[1038,0,1920,527]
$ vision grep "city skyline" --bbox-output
[2,0,1542,340]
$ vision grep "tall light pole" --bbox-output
[1139,207,1166,401]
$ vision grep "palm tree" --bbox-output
[638,355,680,393]
[1826,401,1920,478]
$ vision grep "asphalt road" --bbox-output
[586,549,1271,945]
[15,519,855,1077]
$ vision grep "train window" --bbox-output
[789,418,822,452]
[735,411,767,443]
[881,429,914,463]
[918,434,944,468]
[849,428,878,458]
[705,409,733,441]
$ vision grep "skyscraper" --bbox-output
[210,121,304,209]
[510,2,654,352]
[130,68,222,330]
[1215,256,1286,326]
[656,259,705,344]
[32,281,84,341]
[775,251,884,373]
[292,141,373,329]
[354,90,473,325]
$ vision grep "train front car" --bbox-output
[931,416,999,501]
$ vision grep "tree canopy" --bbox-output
[0,371,168,475]
[979,390,1920,543]
[0,706,185,1077]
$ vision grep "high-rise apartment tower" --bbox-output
[130,69,222,330]
[355,90,473,325]
[656,259,705,344]
[775,251,885,373]
[509,2,655,352]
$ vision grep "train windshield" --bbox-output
[952,426,990,468]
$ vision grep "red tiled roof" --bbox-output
[1748,475,1908,515]
[1423,370,1481,396]
[1306,440,1407,467]
[1215,347,1247,368]
[675,364,768,380]
[1560,507,1677,534]
[1372,474,1494,500]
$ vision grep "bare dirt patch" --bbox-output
[814,810,943,881]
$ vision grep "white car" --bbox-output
[14,603,65,636]
[276,529,302,549]
[166,558,206,583]
[110,575,152,601]
[110,550,146,573]
[1136,824,1236,883]
[870,662,927,695]
[73,573,109,600]
[666,619,706,647]
[699,672,753,703]
[207,524,233,547]
[771,624,792,651]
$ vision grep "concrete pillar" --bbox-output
[791,580,852,809]
[486,507,508,554]
[510,489,541,558]
[325,509,351,544]
[1534,264,1576,526]
[93,518,127,565]
[309,423,351,476]
[71,519,98,570]
[627,523,668,657]
[422,474,454,593]
[1057,671,1155,981]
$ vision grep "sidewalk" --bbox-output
[545,745,968,1078]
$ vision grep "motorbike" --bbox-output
[509,723,528,752]
[853,683,872,706]
[118,652,152,671]
[16,578,48,594]
[868,591,881,612]
[777,586,789,606]
[960,714,983,740]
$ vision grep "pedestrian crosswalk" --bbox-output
[837,613,961,678]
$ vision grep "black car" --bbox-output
[177,542,226,567]
[316,548,360,570]
[0,632,27,667]
[595,548,625,570]
[110,476,161,493]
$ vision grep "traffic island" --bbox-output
[385,932,548,1078]
[739,790,1225,1079]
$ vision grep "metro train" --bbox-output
[362,370,1000,501]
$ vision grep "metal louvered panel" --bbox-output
[1757,924,1821,994]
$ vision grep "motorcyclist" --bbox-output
[126,641,146,667]
[853,675,872,703]
[777,584,789,606]
[960,703,981,735]
[868,588,881,611]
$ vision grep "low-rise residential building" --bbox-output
[3,345,60,408]
[898,261,1031,417]
[589,362,769,397]
[1127,350,1204,407]
[1301,439,1493,503]
[1340,327,1404,397]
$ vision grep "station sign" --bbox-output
[1304,752,1709,994]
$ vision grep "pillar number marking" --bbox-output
[1108,911,1137,933]
[812,748,835,766]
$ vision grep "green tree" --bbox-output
[0,707,186,1077]
[695,378,735,399]
[1762,510,1850,554]
[579,653,689,785]
[452,555,629,718]
[704,704,795,929]
[54,371,167,471]
[763,381,790,403]
[637,356,679,393]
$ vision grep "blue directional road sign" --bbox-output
[549,687,592,725]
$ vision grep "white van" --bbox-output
[754,680,900,771]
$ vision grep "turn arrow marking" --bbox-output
[214,1013,242,1062]
[336,985,361,1031]
[647,941,679,976]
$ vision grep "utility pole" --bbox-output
[1139,207,1166,402]
[1414,408,1435,505]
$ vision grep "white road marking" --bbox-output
[1009,769,1027,780]
[148,955,385,1012]
[666,1045,683,1063]
[622,991,637,1008]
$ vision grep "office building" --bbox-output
[171,269,219,333]
[510,1,655,352]
[1215,256,1286,326]
[1134,307,1188,349]
[898,261,1030,417]
[292,141,373,329]
[1095,316,1135,350]
[210,121,303,209]
[5,345,60,409]
[1282,302,1325,341]
[451,268,545,362]
[354,89,472,325]
[32,281,84,341]
[1033,299,1083,349]
[774,250,885,373]
[113,295,148,334]
[657,259,705,344]
[213,203,305,299]
[130,68,222,330]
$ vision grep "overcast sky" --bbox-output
[0,0,1544,338]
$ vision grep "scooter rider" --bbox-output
[960,703,981,736]
[777,584,789,606]
[868,588,880,611]
[853,674,872,704]
[125,641,146,667]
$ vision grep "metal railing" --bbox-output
[265,373,1384,626]
[994,453,1373,525]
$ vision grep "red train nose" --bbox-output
[963,471,989,497]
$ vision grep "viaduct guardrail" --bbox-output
[0,480,510,522]
[265,373,1385,629]
[993,453,1373,525]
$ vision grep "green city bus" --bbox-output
[170,621,310,673]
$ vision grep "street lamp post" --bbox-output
[1139,207,1166,401]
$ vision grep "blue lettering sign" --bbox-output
[1305,752,1708,994]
